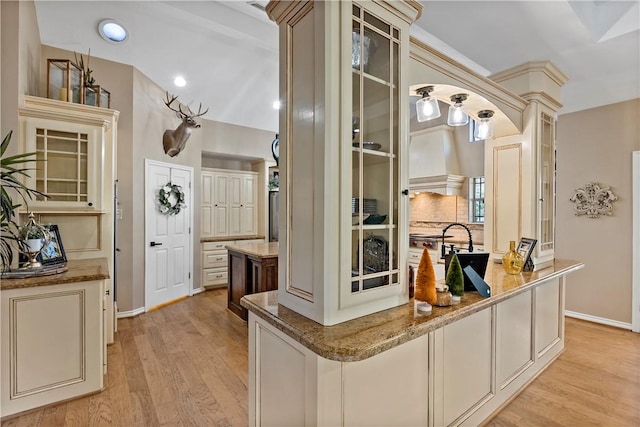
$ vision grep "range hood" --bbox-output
[409,125,466,196]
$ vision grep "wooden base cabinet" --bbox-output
[1,280,105,418]
[248,276,566,427]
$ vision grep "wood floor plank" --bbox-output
[3,290,639,426]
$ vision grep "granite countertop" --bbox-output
[201,235,265,243]
[226,242,279,258]
[241,259,583,362]
[1,258,109,291]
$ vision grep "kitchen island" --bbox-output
[227,242,278,320]
[1,258,108,419]
[241,259,583,426]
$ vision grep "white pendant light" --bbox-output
[447,94,469,127]
[474,110,495,140]
[415,86,440,122]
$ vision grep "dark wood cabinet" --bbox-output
[228,250,249,320]
[227,243,278,320]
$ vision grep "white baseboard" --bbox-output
[191,287,204,295]
[565,310,632,330]
[117,307,145,318]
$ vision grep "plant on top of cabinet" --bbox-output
[0,131,48,271]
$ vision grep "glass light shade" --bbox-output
[416,96,441,122]
[474,118,494,140]
[447,103,468,126]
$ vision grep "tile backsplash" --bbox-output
[409,192,484,245]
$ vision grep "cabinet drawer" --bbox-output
[203,268,228,286]
[203,241,233,251]
[203,251,228,268]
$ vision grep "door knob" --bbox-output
[150,241,163,247]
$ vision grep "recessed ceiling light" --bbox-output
[272,100,281,110]
[174,76,187,87]
[98,19,128,43]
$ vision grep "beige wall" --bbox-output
[1,0,41,143]
[557,98,640,324]
[201,119,275,160]
[132,68,204,310]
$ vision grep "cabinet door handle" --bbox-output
[88,202,93,207]
[150,241,163,247]
[401,189,409,196]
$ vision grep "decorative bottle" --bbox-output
[502,240,524,275]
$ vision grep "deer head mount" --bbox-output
[162,92,208,157]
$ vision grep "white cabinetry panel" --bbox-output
[535,277,561,356]
[435,308,493,426]
[1,281,104,418]
[497,291,533,388]
[343,334,429,427]
[256,323,306,427]
[201,169,258,238]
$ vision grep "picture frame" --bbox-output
[39,225,67,265]
[516,237,537,271]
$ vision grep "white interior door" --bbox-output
[145,160,193,311]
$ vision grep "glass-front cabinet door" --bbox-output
[22,117,102,211]
[347,3,404,304]
[538,111,555,255]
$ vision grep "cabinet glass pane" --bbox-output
[35,128,89,203]
[540,113,554,251]
[350,7,400,295]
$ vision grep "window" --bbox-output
[469,176,485,223]
[469,119,481,142]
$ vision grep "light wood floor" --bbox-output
[2,289,639,426]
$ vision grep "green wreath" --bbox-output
[158,182,186,215]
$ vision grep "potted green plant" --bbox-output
[1,131,48,271]
[18,215,48,253]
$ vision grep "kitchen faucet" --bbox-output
[441,222,474,259]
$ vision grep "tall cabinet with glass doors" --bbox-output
[269,0,420,326]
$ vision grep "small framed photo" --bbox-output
[517,237,537,271]
[39,225,67,265]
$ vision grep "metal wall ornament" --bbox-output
[569,182,618,218]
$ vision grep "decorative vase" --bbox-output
[502,240,524,275]
[24,238,44,253]
[434,284,452,307]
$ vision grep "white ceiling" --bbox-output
[34,1,640,133]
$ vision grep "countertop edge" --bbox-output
[1,258,110,290]
[241,260,584,362]
[200,235,265,243]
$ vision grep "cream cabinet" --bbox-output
[201,168,257,238]
[1,280,105,418]
[270,0,420,326]
[201,238,264,288]
[18,96,118,346]
[202,240,233,288]
[248,271,569,427]
[19,97,116,213]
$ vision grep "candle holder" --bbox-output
[47,59,83,104]
[84,85,111,108]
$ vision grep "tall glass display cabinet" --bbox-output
[268,0,421,326]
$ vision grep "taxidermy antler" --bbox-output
[162,92,208,157]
